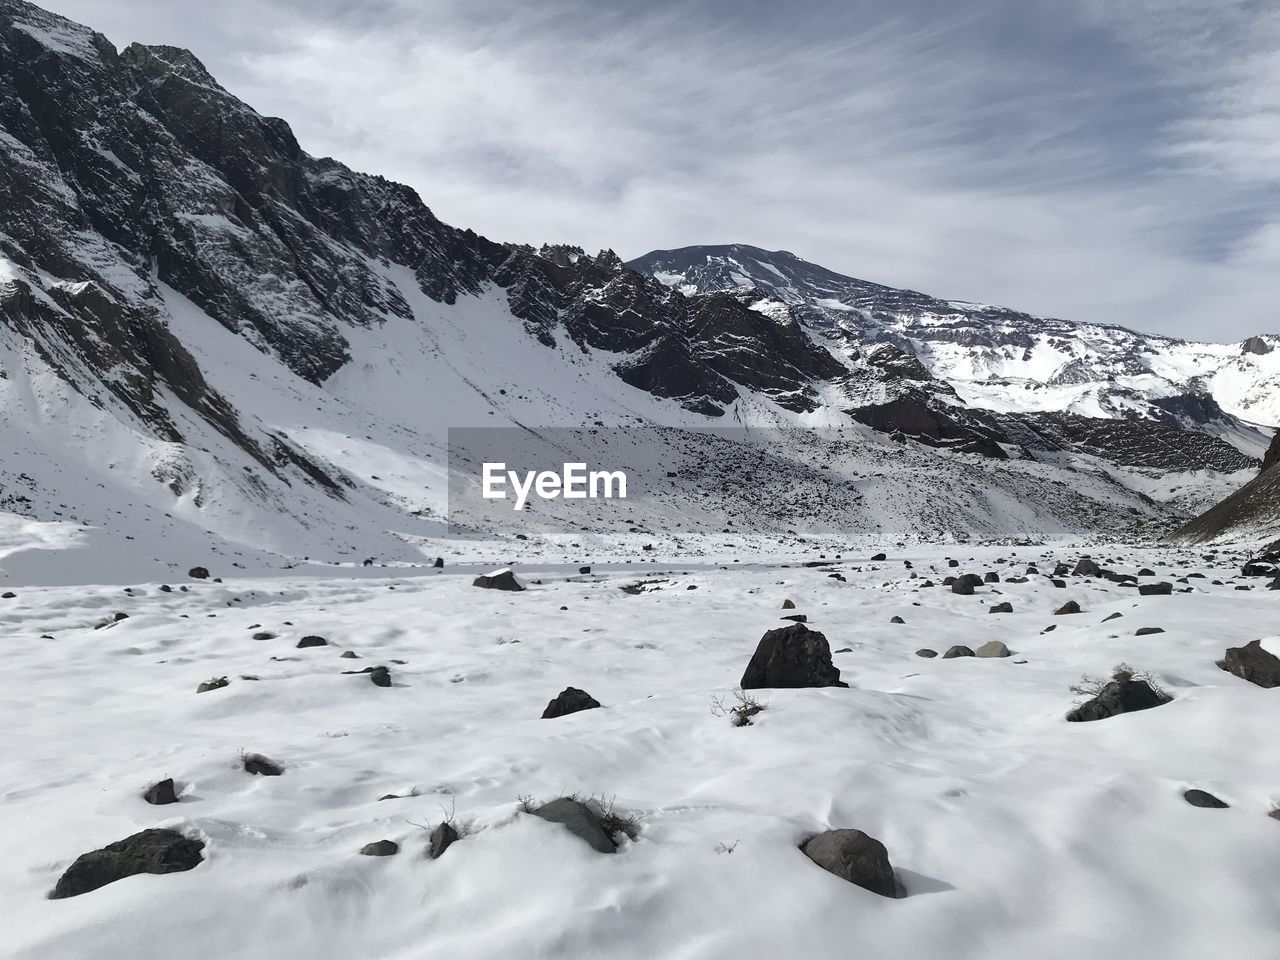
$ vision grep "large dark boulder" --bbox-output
[1072,558,1101,577]
[187,566,210,580]
[800,829,898,898]
[1241,552,1279,577]
[532,798,615,853]
[143,778,179,805]
[541,686,601,718]
[740,623,847,689]
[1068,677,1171,722]
[1184,789,1228,809]
[1220,639,1280,688]
[472,569,524,591]
[1138,582,1173,596]
[243,753,283,776]
[430,822,459,859]
[51,829,204,899]
[1055,600,1081,615]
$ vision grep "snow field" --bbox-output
[3,545,1278,959]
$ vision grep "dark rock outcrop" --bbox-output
[1072,558,1101,577]
[1068,677,1171,722]
[1183,789,1228,809]
[531,798,615,853]
[51,828,204,899]
[541,686,601,719]
[429,822,459,859]
[1220,639,1280,688]
[800,829,898,898]
[472,569,524,592]
[740,623,847,689]
[143,778,179,805]
[242,752,283,776]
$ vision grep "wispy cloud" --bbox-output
[44,0,1280,340]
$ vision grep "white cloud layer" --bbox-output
[43,0,1280,340]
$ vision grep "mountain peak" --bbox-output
[123,43,219,87]
[1,0,110,63]
[121,41,248,107]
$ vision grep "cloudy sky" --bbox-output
[45,0,1280,340]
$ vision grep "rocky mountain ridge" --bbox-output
[628,244,1278,432]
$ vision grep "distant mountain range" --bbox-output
[630,244,1277,440]
[1,0,1275,574]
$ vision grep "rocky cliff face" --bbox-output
[0,0,836,436]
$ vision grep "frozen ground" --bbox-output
[2,543,1278,960]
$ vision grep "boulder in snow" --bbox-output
[51,828,204,899]
[740,623,847,689]
[800,829,898,898]
[142,778,179,805]
[1220,639,1280,688]
[541,686,601,718]
[473,568,524,592]
[532,798,615,853]
[1067,675,1170,722]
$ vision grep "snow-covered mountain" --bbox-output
[1,0,1275,582]
[629,244,1280,433]
[629,244,1279,544]
[1177,433,1280,544]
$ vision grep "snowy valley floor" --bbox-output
[2,545,1279,959]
